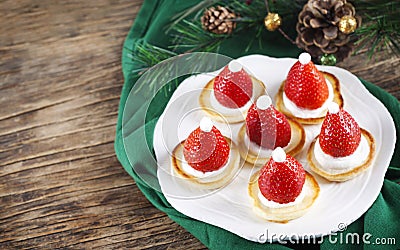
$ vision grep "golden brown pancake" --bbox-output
[248,171,320,222]
[237,118,305,166]
[307,128,375,182]
[275,72,343,125]
[199,76,266,124]
[171,137,241,189]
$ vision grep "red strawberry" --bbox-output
[319,103,361,157]
[284,53,329,109]
[183,118,230,172]
[258,148,305,204]
[214,61,253,108]
[246,96,291,149]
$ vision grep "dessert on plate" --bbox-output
[237,95,305,165]
[248,147,319,222]
[307,102,376,182]
[171,117,240,188]
[276,52,343,124]
[199,60,266,123]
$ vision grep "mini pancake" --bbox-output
[171,137,241,189]
[275,72,343,125]
[307,128,375,182]
[237,118,305,166]
[199,76,266,124]
[248,171,320,223]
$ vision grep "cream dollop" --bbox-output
[243,133,273,158]
[257,183,309,208]
[327,102,340,114]
[256,95,272,110]
[272,147,286,162]
[209,69,264,117]
[298,53,311,65]
[313,135,370,174]
[210,88,254,117]
[228,60,243,72]
[243,131,294,158]
[180,151,233,182]
[200,117,213,132]
[283,77,334,118]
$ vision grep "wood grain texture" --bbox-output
[0,0,206,249]
[0,0,398,249]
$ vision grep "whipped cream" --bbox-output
[180,151,233,182]
[299,53,311,65]
[228,60,242,72]
[313,135,370,174]
[200,117,213,132]
[243,131,293,158]
[209,86,255,117]
[257,182,309,208]
[256,95,272,110]
[283,77,334,118]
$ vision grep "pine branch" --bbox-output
[167,0,219,32]
[268,0,306,17]
[353,1,400,57]
[125,40,179,96]
[127,41,178,75]
[167,0,267,53]
[228,0,265,25]
[169,19,227,53]
[128,0,400,82]
[166,0,306,54]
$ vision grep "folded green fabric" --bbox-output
[115,1,400,249]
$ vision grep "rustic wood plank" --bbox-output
[0,0,206,249]
[338,51,400,99]
[0,0,398,249]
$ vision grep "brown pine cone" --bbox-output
[201,6,237,35]
[296,0,362,62]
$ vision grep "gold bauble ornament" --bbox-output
[264,12,281,31]
[338,15,357,34]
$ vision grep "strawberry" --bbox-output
[183,118,230,172]
[214,61,253,108]
[319,103,361,157]
[258,148,305,204]
[246,96,291,149]
[284,53,329,109]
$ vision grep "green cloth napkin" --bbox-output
[115,1,400,249]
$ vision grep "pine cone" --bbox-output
[296,0,362,62]
[201,6,237,35]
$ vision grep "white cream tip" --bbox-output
[298,53,311,65]
[272,147,286,163]
[200,117,213,132]
[228,60,243,72]
[256,95,272,110]
[328,102,340,114]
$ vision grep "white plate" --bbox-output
[153,55,396,242]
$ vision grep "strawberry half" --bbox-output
[183,118,230,172]
[284,53,329,109]
[319,103,361,157]
[214,60,253,108]
[258,148,305,204]
[246,96,291,149]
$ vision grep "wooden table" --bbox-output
[1,1,399,249]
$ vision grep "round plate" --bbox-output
[153,55,396,242]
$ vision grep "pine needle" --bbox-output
[354,1,400,57]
